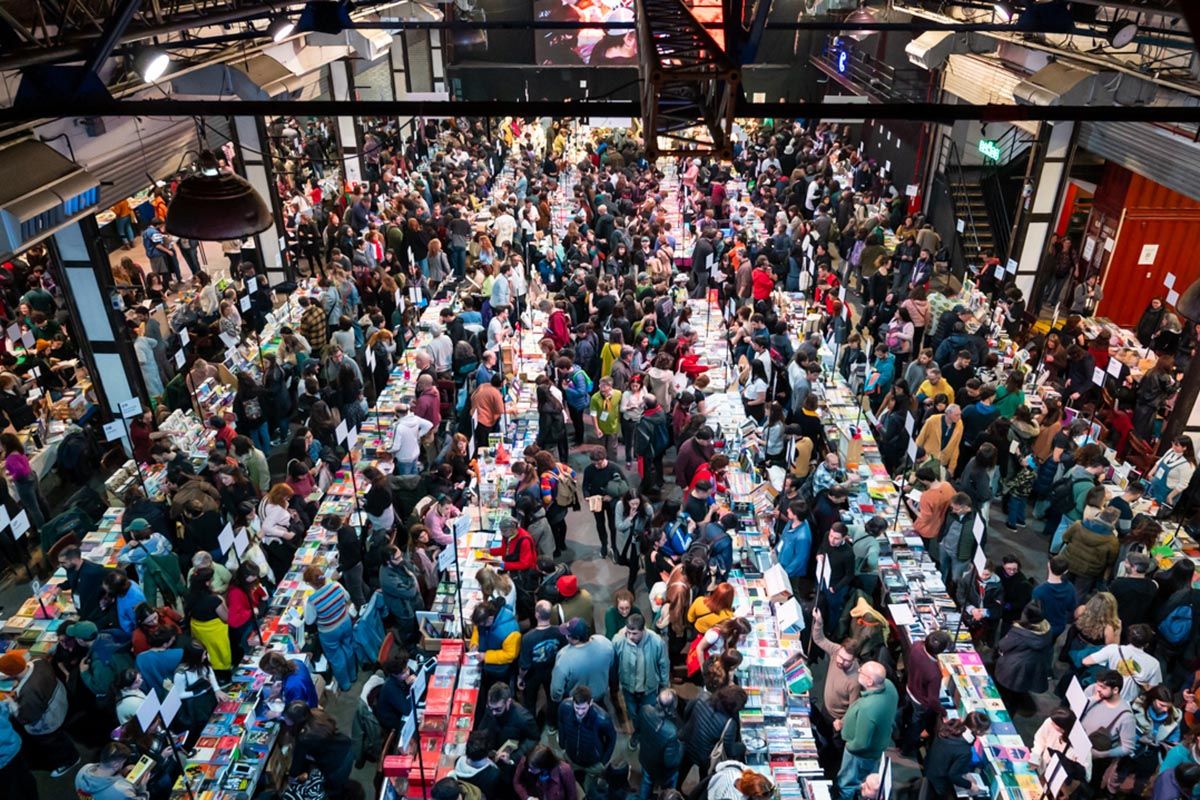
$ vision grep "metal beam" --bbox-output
[82,0,143,76]
[6,98,1200,123]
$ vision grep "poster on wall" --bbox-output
[534,0,637,65]
[1138,244,1159,265]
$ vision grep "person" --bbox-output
[1060,505,1121,596]
[513,744,578,800]
[582,446,624,560]
[430,776,482,800]
[556,684,617,794]
[550,574,596,633]
[1148,436,1197,506]
[1109,553,1159,630]
[75,742,140,800]
[995,602,1055,713]
[1081,669,1138,775]
[924,713,991,799]
[0,650,78,776]
[452,732,501,799]
[914,403,963,476]
[476,683,540,762]
[380,545,423,646]
[604,588,642,639]
[470,596,522,692]
[937,492,977,587]
[184,566,231,677]
[1081,623,1163,703]
[612,613,669,744]
[2,433,47,530]
[104,570,147,636]
[551,619,615,707]
[590,377,623,461]
[171,639,229,744]
[836,662,898,800]
[899,629,951,755]
[283,702,355,793]
[301,565,358,693]
[0,692,36,797]
[517,600,566,726]
[1031,707,1092,781]
[777,500,813,597]
[1031,556,1077,641]
[637,689,683,799]
[57,545,113,622]
[259,650,319,708]
[809,609,862,729]
[675,683,747,789]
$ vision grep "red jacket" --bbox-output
[547,310,572,350]
[751,267,775,301]
[490,528,537,572]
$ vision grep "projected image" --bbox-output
[534,0,637,65]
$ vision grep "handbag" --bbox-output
[709,718,735,771]
[283,769,326,800]
[1083,701,1128,752]
[605,473,630,499]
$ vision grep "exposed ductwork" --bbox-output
[1013,61,1116,105]
[905,30,996,70]
[0,140,100,258]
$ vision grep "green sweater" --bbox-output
[842,679,899,757]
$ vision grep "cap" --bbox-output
[673,274,689,284]
[126,518,150,533]
[566,617,590,640]
[65,621,99,642]
[0,650,27,677]
[557,574,579,598]
[953,304,969,315]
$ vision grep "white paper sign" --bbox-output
[972,545,987,575]
[973,515,986,543]
[904,414,915,435]
[437,542,456,572]
[1068,718,1094,758]
[9,510,28,540]
[347,426,359,450]
[159,681,183,727]
[905,184,918,198]
[1082,237,1096,261]
[1092,366,1106,386]
[398,710,417,750]
[1138,244,1159,265]
[906,439,918,463]
[335,420,349,444]
[776,597,805,632]
[1107,358,1123,378]
[234,529,249,557]
[0,506,12,532]
[175,350,186,369]
[1164,272,1177,289]
[179,327,190,346]
[956,219,965,233]
[365,347,376,369]
[1104,237,1115,252]
[239,296,250,312]
[1065,676,1088,716]
[5,324,18,343]
[1006,258,1018,274]
[20,331,33,348]
[884,160,892,172]
[1168,289,1180,306]
[136,689,162,732]
[218,523,235,555]
[119,397,143,418]
[887,603,916,626]
[246,277,258,294]
[103,421,124,442]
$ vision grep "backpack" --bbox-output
[553,465,580,508]
[1050,475,1093,511]
[1159,593,1200,645]
[573,366,594,395]
[661,516,693,558]
[241,396,264,423]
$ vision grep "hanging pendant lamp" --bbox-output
[165,151,273,241]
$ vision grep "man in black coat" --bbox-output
[58,545,114,622]
[638,689,683,796]
[476,683,540,762]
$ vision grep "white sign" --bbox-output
[1082,237,1096,261]
[1065,676,1088,716]
[1138,244,1159,265]
[906,439,918,463]
[159,681,184,727]
[218,523,235,555]
[1006,258,1018,274]
[20,331,34,348]
[10,510,30,541]
[246,277,258,294]
[103,421,125,442]
[0,506,11,532]
[437,541,456,572]
[1168,289,1180,306]
[5,324,18,343]
[234,529,250,557]
[776,597,804,632]
[972,545,987,575]
[1104,237,1115,253]
[347,426,359,450]
[1107,358,1123,378]
[335,420,349,444]
[119,397,143,418]
[179,327,190,346]
[175,350,186,369]
[956,219,965,233]
[135,689,162,732]
[904,414,915,435]
[1164,272,1177,289]
[973,515,986,543]
[239,296,251,312]
[1092,366,1106,386]
[884,159,892,173]
[398,711,417,751]
[905,184,918,198]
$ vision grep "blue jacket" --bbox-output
[0,702,20,769]
[556,701,617,768]
[866,354,895,396]
[478,605,520,676]
[778,519,813,578]
[562,368,592,410]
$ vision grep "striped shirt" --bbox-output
[304,582,353,632]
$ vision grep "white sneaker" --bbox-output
[51,758,80,778]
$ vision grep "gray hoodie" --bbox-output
[75,765,143,800]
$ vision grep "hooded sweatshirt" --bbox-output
[452,756,502,798]
[75,765,141,800]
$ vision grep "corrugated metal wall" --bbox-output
[1095,164,1200,326]
[1078,121,1200,204]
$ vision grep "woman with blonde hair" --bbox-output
[258,483,298,579]
[1059,591,1121,693]
[426,237,449,284]
[476,565,516,611]
[367,328,396,392]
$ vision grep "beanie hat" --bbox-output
[0,650,28,677]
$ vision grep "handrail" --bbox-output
[945,138,981,260]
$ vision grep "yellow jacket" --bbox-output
[915,414,963,474]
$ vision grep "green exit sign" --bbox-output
[979,139,1002,162]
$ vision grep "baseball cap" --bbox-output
[126,518,151,533]
[566,618,589,640]
[66,621,99,642]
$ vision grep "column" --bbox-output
[230,115,290,287]
[390,37,415,134]
[1011,121,1076,304]
[329,59,365,187]
[50,218,144,415]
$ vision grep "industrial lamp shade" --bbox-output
[164,152,273,241]
[843,6,878,41]
[1175,279,1200,324]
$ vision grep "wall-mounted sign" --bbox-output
[979,139,1002,162]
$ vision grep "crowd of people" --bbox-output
[3,113,1200,800]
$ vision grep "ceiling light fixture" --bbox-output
[268,15,296,42]
[164,151,273,241]
[843,5,878,41]
[132,46,170,82]
[994,1,1014,22]
[1106,18,1138,47]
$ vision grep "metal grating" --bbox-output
[1077,120,1200,204]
